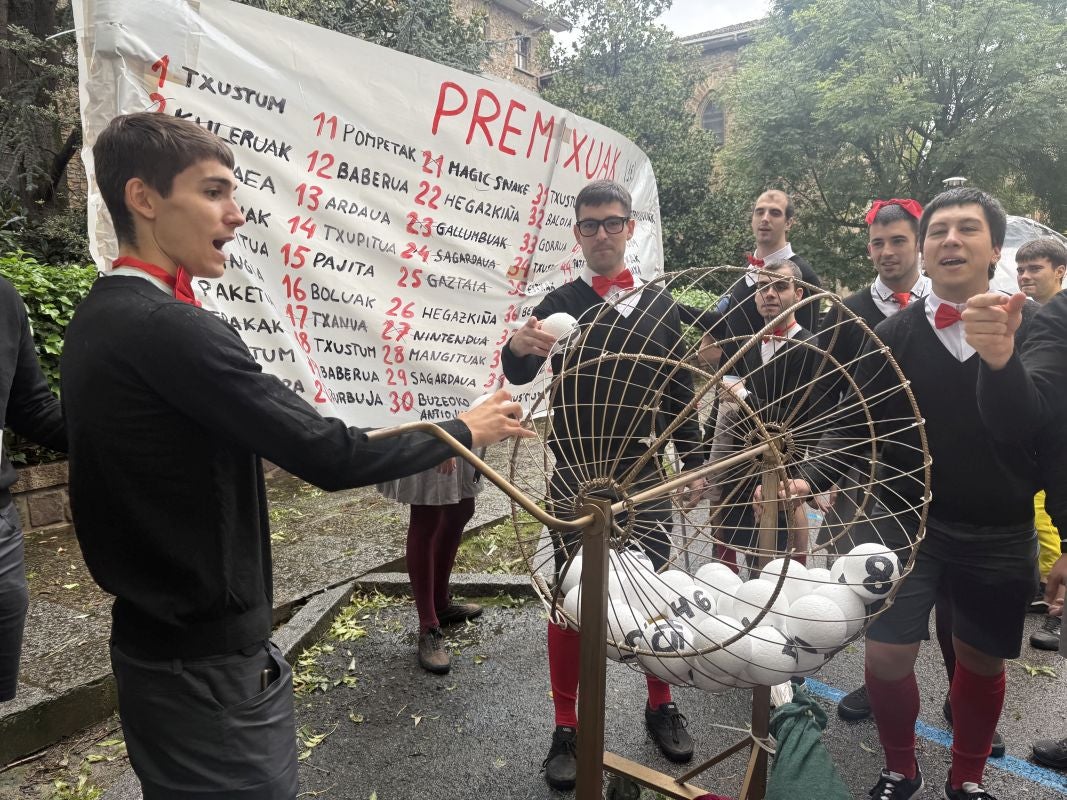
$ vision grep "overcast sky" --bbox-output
[554,1,772,47]
[656,0,771,36]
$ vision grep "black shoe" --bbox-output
[1029,582,1049,614]
[417,627,450,674]
[943,774,998,798]
[838,684,872,720]
[1030,614,1061,650]
[943,695,1006,758]
[542,726,577,790]
[1033,734,1067,770]
[437,601,483,627]
[868,764,923,799]
[645,701,694,763]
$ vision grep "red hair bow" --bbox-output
[865,198,923,225]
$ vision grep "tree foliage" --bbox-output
[539,0,748,272]
[236,0,489,72]
[719,0,1067,288]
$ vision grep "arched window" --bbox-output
[700,97,725,146]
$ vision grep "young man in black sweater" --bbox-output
[793,189,1038,800]
[965,267,1067,770]
[714,259,825,572]
[62,113,530,800]
[0,279,66,702]
[502,180,705,789]
[713,190,822,362]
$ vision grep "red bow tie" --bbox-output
[891,292,912,307]
[762,326,791,343]
[591,269,634,297]
[113,256,202,307]
[746,254,765,268]
[934,303,963,329]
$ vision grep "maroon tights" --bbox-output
[406,498,475,633]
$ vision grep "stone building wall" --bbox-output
[452,0,560,92]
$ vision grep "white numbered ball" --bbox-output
[730,579,790,631]
[696,561,735,583]
[639,618,698,686]
[813,584,867,638]
[788,638,829,677]
[611,548,655,573]
[662,582,718,627]
[606,602,646,663]
[784,594,847,650]
[842,543,901,602]
[760,558,812,604]
[696,567,743,617]
[540,312,580,348]
[653,570,696,617]
[562,584,582,628]
[805,567,834,588]
[829,556,848,585]
[612,561,661,620]
[743,626,799,686]
[689,614,752,688]
[559,554,583,596]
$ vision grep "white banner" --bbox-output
[72,0,663,425]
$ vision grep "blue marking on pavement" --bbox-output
[804,678,1067,795]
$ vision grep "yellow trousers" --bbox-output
[1036,491,1061,580]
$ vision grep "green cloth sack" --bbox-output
[766,685,850,800]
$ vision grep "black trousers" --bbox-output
[0,501,27,701]
[110,639,298,799]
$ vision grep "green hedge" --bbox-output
[1,251,97,463]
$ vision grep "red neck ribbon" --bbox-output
[112,256,202,307]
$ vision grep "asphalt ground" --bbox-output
[290,596,1067,800]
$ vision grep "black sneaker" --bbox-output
[838,684,872,720]
[1032,734,1067,769]
[1030,614,1061,650]
[868,765,923,799]
[1029,582,1049,614]
[943,774,998,798]
[942,695,1006,758]
[542,726,577,790]
[645,701,694,763]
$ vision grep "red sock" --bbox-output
[865,666,919,779]
[407,505,445,633]
[548,622,580,728]
[949,661,1005,788]
[432,498,475,613]
[646,675,672,709]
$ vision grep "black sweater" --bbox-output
[817,287,886,378]
[838,299,1040,527]
[62,277,469,658]
[0,277,66,495]
[501,279,704,473]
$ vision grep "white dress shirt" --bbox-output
[759,320,801,364]
[924,289,974,362]
[744,243,795,286]
[870,274,931,318]
[581,267,644,319]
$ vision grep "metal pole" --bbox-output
[574,496,613,800]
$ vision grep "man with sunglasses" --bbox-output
[502,180,706,790]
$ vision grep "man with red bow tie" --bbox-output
[502,180,706,789]
[710,190,823,364]
[824,199,1008,757]
[796,188,1040,800]
[713,260,826,572]
[59,113,531,800]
